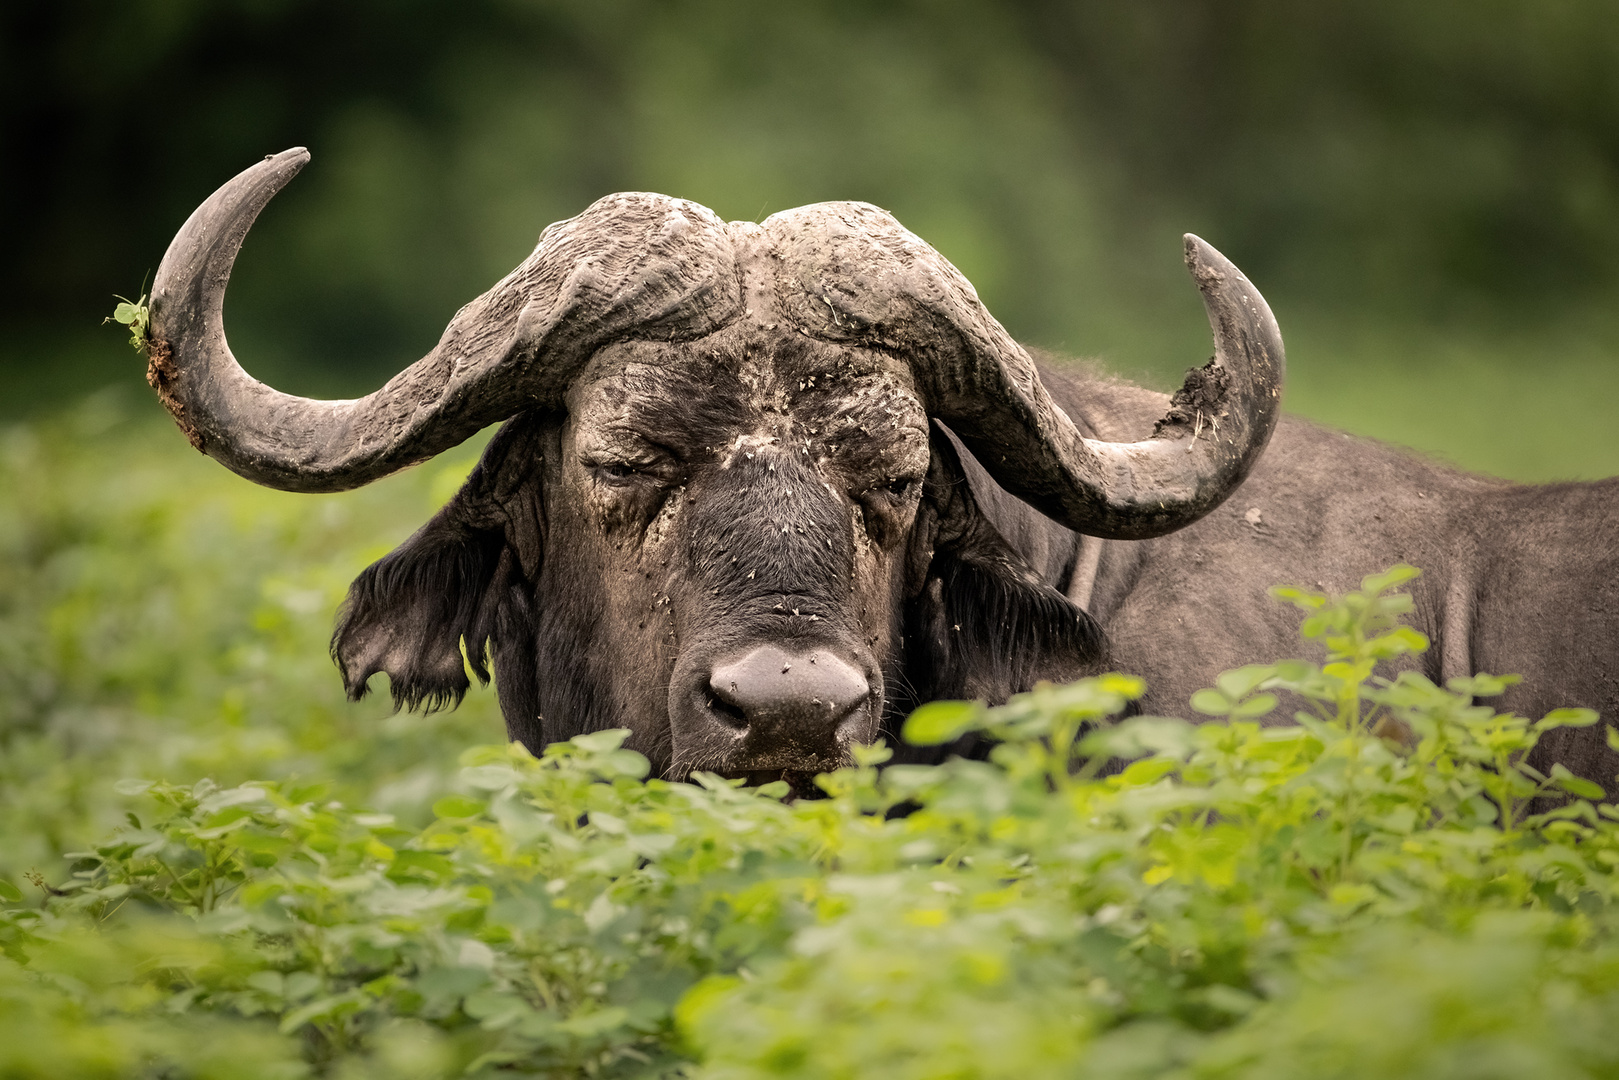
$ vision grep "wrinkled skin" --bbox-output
[334,326,1098,787]
[145,152,1619,801]
[336,352,1619,803]
[147,154,1281,791]
[1012,369,1619,803]
[548,329,932,776]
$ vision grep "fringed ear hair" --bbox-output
[902,425,1105,708]
[332,418,545,712]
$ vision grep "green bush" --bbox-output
[6,405,1619,1078]
[0,392,501,882]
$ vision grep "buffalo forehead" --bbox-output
[566,331,928,474]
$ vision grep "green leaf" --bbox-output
[1269,585,1326,610]
[1230,693,1278,719]
[432,795,487,819]
[387,850,456,883]
[588,811,627,834]
[1536,707,1600,731]
[1271,659,1318,683]
[106,292,151,351]
[1189,689,1232,717]
[197,785,269,814]
[1360,563,1421,595]
[1299,613,1330,638]
[246,971,285,998]
[851,741,894,767]
[279,992,364,1034]
[571,729,631,753]
[1366,626,1429,658]
[0,879,21,903]
[460,764,523,790]
[902,700,985,745]
[464,989,536,1027]
[1095,673,1148,699]
[557,1006,630,1037]
[1216,665,1277,702]
[1550,763,1606,800]
[1448,672,1521,697]
[1076,716,1196,760]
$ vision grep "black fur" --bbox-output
[332,419,547,717]
[881,427,1107,760]
[335,410,1105,775]
[331,509,509,712]
[490,578,543,748]
[904,541,1105,706]
[324,357,1619,799]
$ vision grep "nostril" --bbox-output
[707,691,749,729]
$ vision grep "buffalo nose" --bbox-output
[709,645,870,735]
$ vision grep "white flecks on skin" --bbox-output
[560,335,928,735]
[849,502,873,560]
[723,432,784,468]
[643,490,683,551]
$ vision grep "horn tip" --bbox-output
[266,146,311,175]
[1182,233,1223,273]
[1183,233,1248,295]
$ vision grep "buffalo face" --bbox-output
[331,324,1102,782]
[146,151,1284,784]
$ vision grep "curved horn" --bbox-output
[763,204,1284,540]
[148,149,743,493]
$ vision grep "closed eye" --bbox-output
[587,448,683,487]
[852,476,920,503]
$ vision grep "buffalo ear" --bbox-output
[332,420,543,713]
[903,426,1106,706]
[332,499,512,712]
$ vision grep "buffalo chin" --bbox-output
[669,734,864,784]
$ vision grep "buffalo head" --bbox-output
[147,148,1284,786]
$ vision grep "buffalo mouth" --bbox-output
[685,743,859,787]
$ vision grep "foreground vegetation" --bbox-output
[6,399,1619,1078]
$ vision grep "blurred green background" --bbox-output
[6,0,1619,478]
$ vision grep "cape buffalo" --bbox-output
[147,149,1616,797]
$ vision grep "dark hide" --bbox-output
[148,159,1286,787]
[332,515,506,712]
[1038,363,1619,800]
[335,351,1619,801]
[899,426,1104,711]
[332,421,544,724]
[333,364,1106,779]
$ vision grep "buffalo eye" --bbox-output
[596,460,639,482]
[584,446,683,488]
[867,474,920,502]
[854,473,924,546]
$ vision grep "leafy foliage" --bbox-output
[7,443,1619,1080]
[0,394,500,885]
[105,292,150,352]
